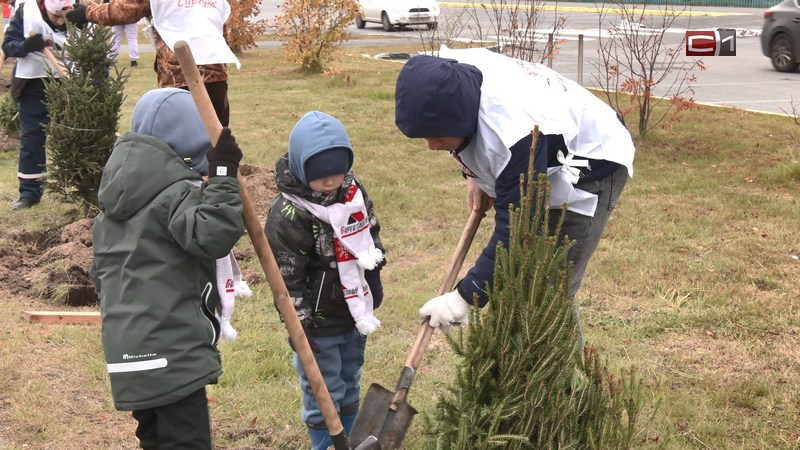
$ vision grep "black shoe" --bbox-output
[11,197,38,210]
[130,60,138,67]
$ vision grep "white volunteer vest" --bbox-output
[17,0,69,79]
[439,46,636,216]
[150,0,240,69]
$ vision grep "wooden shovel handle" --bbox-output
[173,41,347,445]
[28,33,68,78]
[390,209,484,408]
[42,47,68,78]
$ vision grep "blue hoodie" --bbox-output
[396,55,568,307]
[288,111,355,187]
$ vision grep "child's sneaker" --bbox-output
[130,60,138,68]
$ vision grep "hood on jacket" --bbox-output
[274,154,354,207]
[131,88,211,175]
[395,55,483,139]
[98,133,203,220]
[287,111,354,187]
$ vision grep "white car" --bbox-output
[356,0,441,31]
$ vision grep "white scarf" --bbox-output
[17,0,69,79]
[186,180,250,340]
[214,250,251,341]
[439,45,636,217]
[283,182,383,336]
[150,0,240,69]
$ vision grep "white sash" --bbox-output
[150,0,240,69]
[17,0,69,79]
[439,45,635,217]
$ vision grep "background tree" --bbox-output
[0,93,19,142]
[45,24,128,216]
[272,0,361,73]
[462,0,566,64]
[592,1,705,137]
[225,0,269,54]
[428,130,646,449]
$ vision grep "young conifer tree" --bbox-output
[428,128,645,449]
[45,23,128,215]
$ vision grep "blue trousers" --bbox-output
[294,329,366,426]
[17,78,48,202]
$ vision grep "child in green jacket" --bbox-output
[91,88,244,450]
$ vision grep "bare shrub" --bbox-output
[592,2,705,137]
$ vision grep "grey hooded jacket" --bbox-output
[91,132,243,411]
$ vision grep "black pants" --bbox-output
[131,387,211,450]
[180,80,229,127]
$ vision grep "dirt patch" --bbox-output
[0,164,277,306]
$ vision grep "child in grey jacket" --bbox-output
[265,111,385,450]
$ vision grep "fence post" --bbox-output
[578,34,584,85]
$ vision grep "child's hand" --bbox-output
[23,34,45,53]
[207,127,243,178]
[365,269,383,309]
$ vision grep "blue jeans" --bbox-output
[550,164,628,349]
[17,78,48,202]
[294,329,367,426]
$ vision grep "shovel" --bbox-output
[350,209,484,449]
[173,41,376,450]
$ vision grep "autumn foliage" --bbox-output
[225,0,269,54]
[272,0,361,73]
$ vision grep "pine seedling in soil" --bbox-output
[44,23,129,216]
[427,127,647,449]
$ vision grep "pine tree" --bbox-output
[44,23,128,215]
[428,128,646,449]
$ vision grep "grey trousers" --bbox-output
[549,164,629,346]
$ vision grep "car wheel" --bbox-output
[381,12,394,32]
[770,33,799,73]
[355,17,365,29]
[427,21,438,30]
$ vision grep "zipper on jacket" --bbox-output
[314,272,325,314]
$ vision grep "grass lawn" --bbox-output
[0,44,798,449]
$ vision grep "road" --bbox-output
[254,1,798,116]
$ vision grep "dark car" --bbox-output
[761,0,800,72]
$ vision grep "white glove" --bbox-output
[419,290,471,329]
[355,315,381,336]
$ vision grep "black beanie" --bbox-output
[304,147,352,182]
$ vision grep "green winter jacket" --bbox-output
[91,133,244,411]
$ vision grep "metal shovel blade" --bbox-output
[350,383,418,450]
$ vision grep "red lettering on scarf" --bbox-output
[342,183,358,202]
[335,239,355,263]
